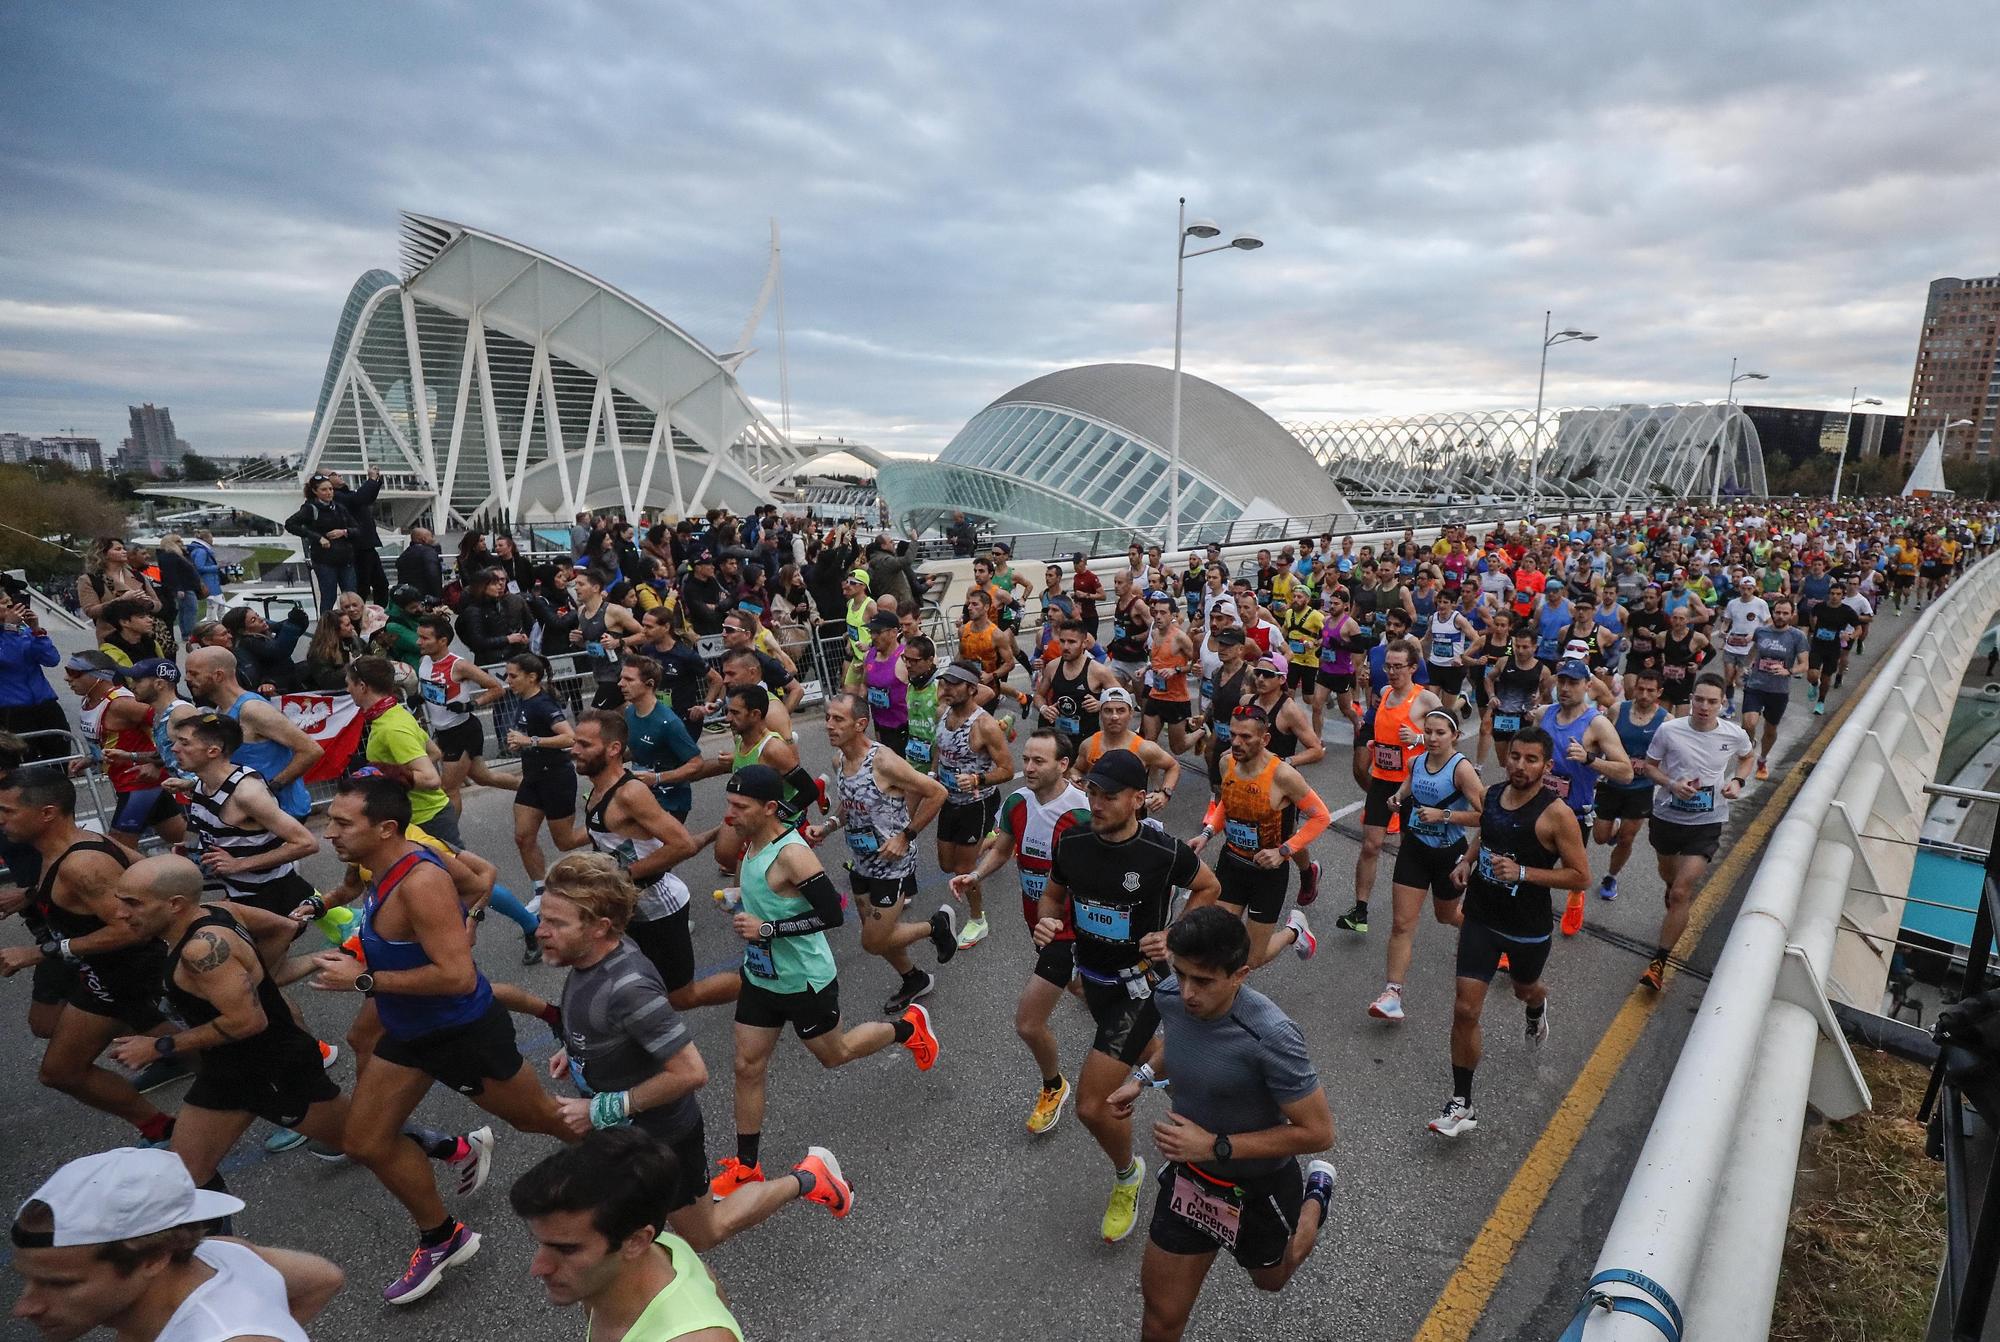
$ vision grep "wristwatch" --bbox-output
[1212,1133,1233,1163]
[154,1035,177,1056]
[353,972,376,997]
[758,921,777,940]
[901,826,919,843]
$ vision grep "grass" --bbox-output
[1772,1049,1945,1341]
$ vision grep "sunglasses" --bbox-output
[1251,667,1283,678]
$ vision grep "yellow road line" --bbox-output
[1411,678,1875,1342]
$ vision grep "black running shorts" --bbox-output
[1391,836,1465,901]
[1148,1157,1304,1270]
[734,974,842,1040]
[373,1002,525,1097]
[184,1034,340,1127]
[1454,917,1551,985]
[1080,974,1160,1066]
[1216,850,1289,923]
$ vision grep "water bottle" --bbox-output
[713,886,742,912]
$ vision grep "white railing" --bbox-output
[1568,550,2000,1340]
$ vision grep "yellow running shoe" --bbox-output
[1101,1157,1146,1243]
[1027,1078,1071,1135]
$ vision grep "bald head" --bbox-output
[184,645,241,701]
[113,854,208,940]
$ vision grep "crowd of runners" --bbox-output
[2,496,1994,1341]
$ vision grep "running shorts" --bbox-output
[937,792,1000,846]
[734,974,842,1040]
[1391,835,1465,901]
[1148,1157,1305,1270]
[373,1002,525,1097]
[1454,917,1552,985]
[1080,974,1161,1066]
[1216,850,1289,923]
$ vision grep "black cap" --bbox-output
[390,584,424,606]
[726,764,786,803]
[1212,626,1247,646]
[868,611,900,632]
[1083,748,1148,794]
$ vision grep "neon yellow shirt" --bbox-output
[593,1233,742,1342]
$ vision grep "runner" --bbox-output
[1277,584,1324,710]
[1740,595,1809,778]
[1078,686,1183,811]
[346,653,463,849]
[1803,579,1864,716]
[572,566,644,710]
[168,711,321,933]
[1368,710,1484,1022]
[63,650,185,853]
[1338,639,1441,936]
[0,767,172,1142]
[1634,674,1755,991]
[1657,606,1709,718]
[181,646,324,821]
[935,657,1017,950]
[1834,577,1875,687]
[415,612,516,808]
[1622,585,1668,699]
[847,611,912,754]
[1200,627,1254,796]
[1427,727,1589,1137]
[1141,593,1198,757]
[619,654,703,824]
[1104,905,1336,1342]
[512,1128,747,1340]
[1188,706,1328,969]
[1592,669,1668,902]
[1717,576,1772,716]
[306,773,576,1303]
[674,684,819,878]
[1038,619,1119,747]
[817,690,957,1012]
[1421,585,1478,714]
[1312,587,1363,736]
[958,587,1019,702]
[1244,654,1328,902]
[1033,747,1220,1243]
[530,855,851,1253]
[950,728,1091,1134]
[709,765,940,1201]
[1888,532,1921,613]
[1540,658,1634,937]
[10,1148,344,1342]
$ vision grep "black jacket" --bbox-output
[234,610,310,693]
[286,498,356,567]
[396,542,444,599]
[331,478,385,549]
[459,592,533,663]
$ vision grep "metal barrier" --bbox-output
[1569,550,2000,1339]
[938,503,1532,565]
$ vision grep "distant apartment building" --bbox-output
[1905,273,2000,464]
[119,402,188,477]
[1739,404,1903,469]
[0,431,105,472]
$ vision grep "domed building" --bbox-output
[877,363,1354,548]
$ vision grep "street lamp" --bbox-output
[1529,312,1598,511]
[1168,197,1263,553]
[1831,388,1883,505]
[1709,358,1768,505]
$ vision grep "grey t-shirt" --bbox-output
[561,938,699,1140]
[1745,625,1808,693]
[1646,716,1754,827]
[1154,979,1321,1179]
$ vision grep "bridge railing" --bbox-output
[1569,549,2000,1340]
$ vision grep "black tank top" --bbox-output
[1493,657,1543,713]
[35,837,131,939]
[1662,628,1701,681]
[1466,786,1561,938]
[1208,663,1250,727]
[165,907,310,1059]
[1627,609,1667,666]
[1046,657,1101,743]
[1264,691,1300,758]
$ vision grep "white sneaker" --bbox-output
[1368,988,1405,1022]
[1428,1097,1478,1138]
[1527,1004,1549,1045]
[956,915,990,951]
[1286,909,1317,961]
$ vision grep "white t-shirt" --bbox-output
[157,1240,309,1342]
[1721,597,1772,655]
[1647,716,1754,828]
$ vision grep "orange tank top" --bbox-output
[1220,754,1285,857]
[1146,633,1190,702]
[960,622,999,676]
[1370,684,1423,782]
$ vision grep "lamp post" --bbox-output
[1168,197,1262,553]
[1832,387,1883,505]
[1709,358,1768,506]
[1943,417,1976,488]
[1528,312,1598,512]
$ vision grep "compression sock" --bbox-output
[1526,1002,1547,1025]
[137,1112,173,1142]
[402,1124,461,1160]
[736,1133,762,1168]
[1044,1075,1065,1092]
[1452,1065,1475,1105]
[892,1018,917,1044]
[419,1219,460,1248]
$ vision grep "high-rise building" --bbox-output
[1904,273,2000,464]
[120,402,187,477]
[0,432,105,472]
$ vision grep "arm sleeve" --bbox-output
[1285,789,1331,849]
[779,764,818,822]
[770,869,845,937]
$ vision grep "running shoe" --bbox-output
[1297,860,1322,907]
[1497,952,1511,973]
[1428,1098,1478,1138]
[446,1127,494,1198]
[1598,874,1619,901]
[1833,672,1844,687]
[1101,1157,1146,1243]
[901,1002,940,1071]
[1722,701,1735,719]
[710,1157,765,1201]
[794,1147,853,1219]
[1027,1078,1071,1135]
[1368,988,1405,1022]
[1814,701,1826,716]
[883,970,934,1016]
[1527,1004,1550,1046]
[998,713,1018,742]
[318,1040,339,1070]
[383,1223,480,1305]
[1805,684,1818,704]
[956,915,990,951]
[525,893,543,917]
[1560,890,1585,937]
[131,1056,190,1093]
[263,1127,308,1154]
[1756,759,1770,781]
[1334,901,1369,934]
[929,906,959,964]
[1640,957,1667,992]
[1303,1159,1337,1212]
[1386,811,1402,834]
[1286,909,1317,961]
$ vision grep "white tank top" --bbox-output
[1427,611,1466,667]
[418,652,473,730]
[155,1239,310,1342]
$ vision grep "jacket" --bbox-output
[234,610,310,693]
[380,605,422,668]
[396,542,444,599]
[459,592,533,663]
[866,547,924,612]
[156,549,201,604]
[0,625,60,707]
[187,540,224,597]
[286,498,356,567]
[331,478,384,549]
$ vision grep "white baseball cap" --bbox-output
[12,1148,243,1247]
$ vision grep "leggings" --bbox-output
[487,883,539,934]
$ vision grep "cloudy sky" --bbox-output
[3,1,1997,464]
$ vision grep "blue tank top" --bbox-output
[224,691,309,819]
[1406,750,1469,848]
[1412,586,1437,622]
[1536,603,1571,661]
[1612,701,1666,794]
[1539,703,1600,813]
[1594,603,1625,636]
[359,847,492,1040]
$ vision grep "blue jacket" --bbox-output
[0,626,60,707]
[188,540,224,598]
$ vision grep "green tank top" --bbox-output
[904,678,940,771]
[592,1232,742,1342]
[731,730,778,773]
[738,829,835,993]
[845,596,870,648]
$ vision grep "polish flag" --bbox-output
[279,693,364,782]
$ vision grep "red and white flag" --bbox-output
[278,693,364,781]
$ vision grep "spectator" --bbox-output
[451,530,493,604]
[303,609,366,691]
[679,548,729,637]
[866,531,925,612]
[569,509,595,557]
[187,528,227,619]
[76,537,161,640]
[222,604,311,695]
[947,509,979,557]
[285,473,358,613]
[378,584,425,668]
[154,534,203,640]
[493,532,538,595]
[396,525,445,601]
[327,466,389,603]
[525,562,580,657]
[459,566,535,663]
[0,580,65,757]
[97,596,165,667]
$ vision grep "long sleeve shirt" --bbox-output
[0,625,61,707]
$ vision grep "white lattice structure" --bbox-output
[1286,402,1767,506]
[298,213,880,529]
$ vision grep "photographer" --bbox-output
[0,581,65,758]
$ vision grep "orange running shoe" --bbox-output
[1755,759,1770,781]
[709,1157,765,1201]
[318,1040,339,1070]
[1560,890,1585,937]
[901,1003,940,1071]
[1640,959,1667,992]
[1497,952,1511,973]
[1387,811,1402,834]
[793,1147,853,1218]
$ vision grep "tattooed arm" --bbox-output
[110,925,269,1068]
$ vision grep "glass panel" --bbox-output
[1013,412,1072,479]
[1033,424,1101,484]
[996,411,1056,474]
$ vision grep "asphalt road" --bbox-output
[0,601,1931,1341]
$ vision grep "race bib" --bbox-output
[1476,848,1518,892]
[1544,772,1571,799]
[1492,712,1522,735]
[1072,900,1132,940]
[1755,657,1787,675]
[1373,742,1405,773]
[1055,715,1081,737]
[1630,635,1655,654]
[847,827,881,856]
[1021,870,1048,899]
[1021,830,1053,861]
[1815,628,1839,642]
[420,680,446,705]
[1432,637,1455,661]
[1169,1170,1242,1250]
[1224,818,1260,851]
[1289,639,1307,655]
[906,737,932,766]
[1146,669,1165,690]
[1664,664,1687,681]
[743,941,778,979]
[589,642,613,660]
[1725,635,1751,654]
[938,767,956,790]
[1669,784,1717,815]
[867,686,891,709]
[1410,809,1450,840]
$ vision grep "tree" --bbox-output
[179,452,223,482]
[0,464,131,584]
